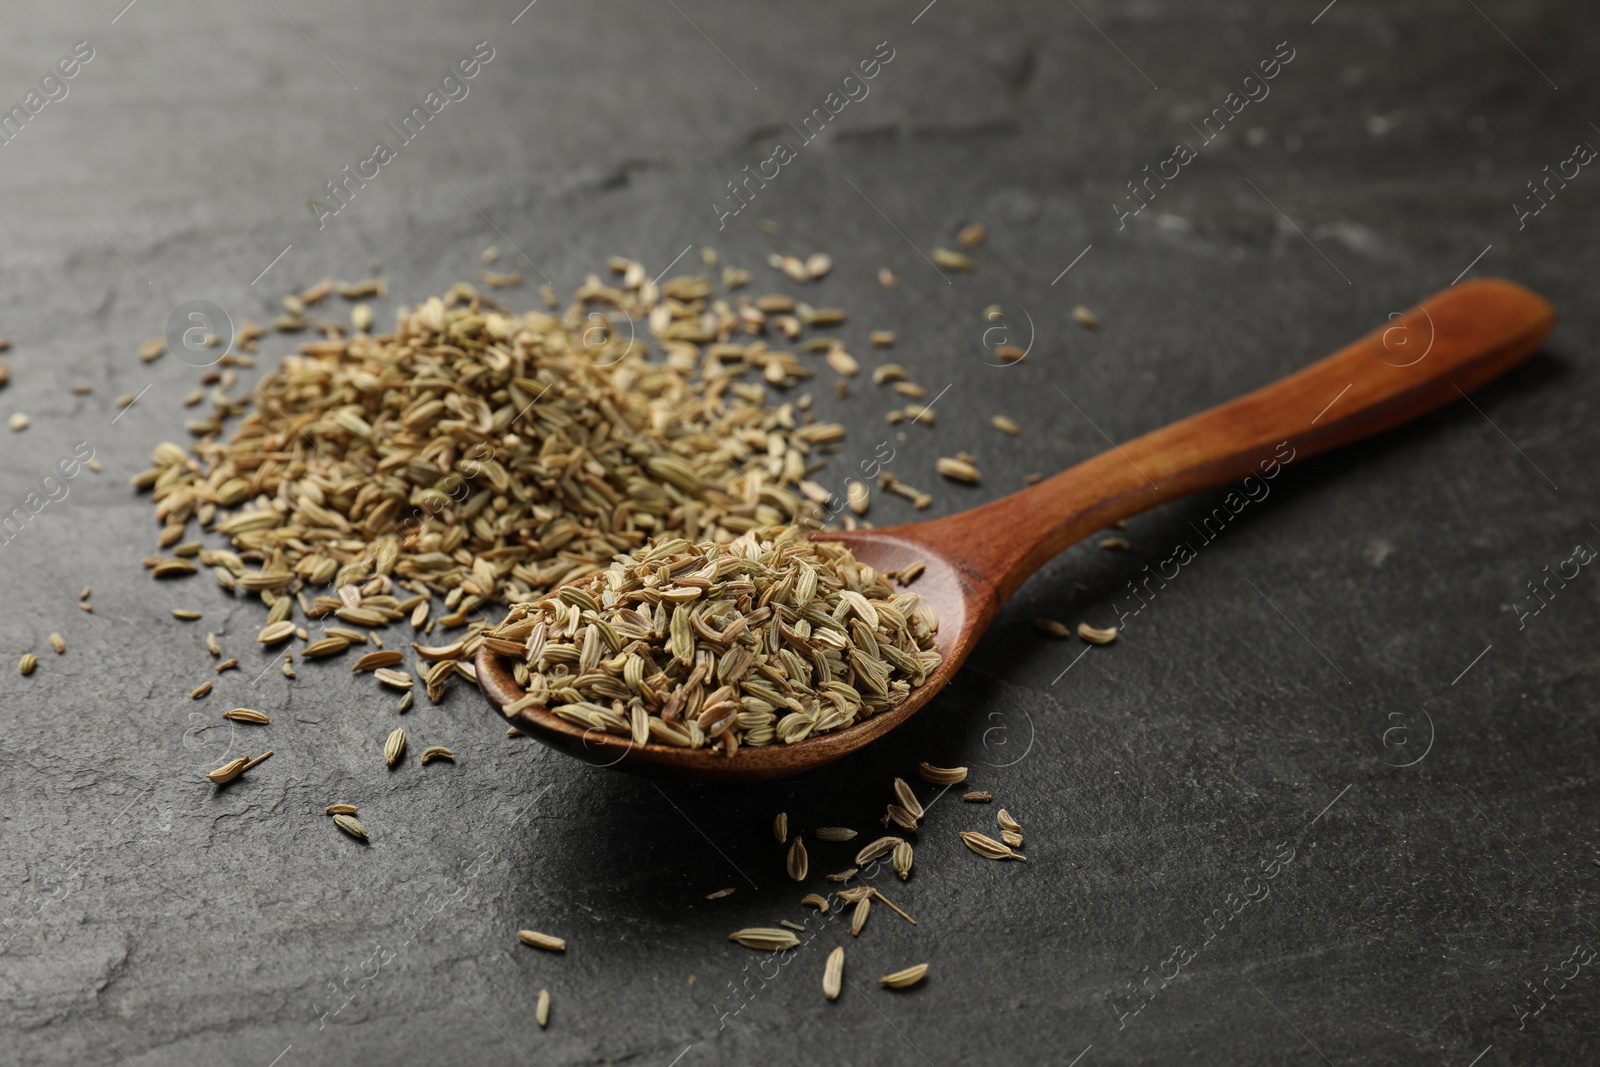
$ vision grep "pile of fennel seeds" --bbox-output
[133,268,856,699]
[487,525,941,754]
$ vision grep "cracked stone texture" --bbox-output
[2,1,1597,1064]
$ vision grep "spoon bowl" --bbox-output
[478,278,1555,781]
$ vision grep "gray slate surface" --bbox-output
[2,2,1597,1064]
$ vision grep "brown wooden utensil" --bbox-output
[477,278,1554,781]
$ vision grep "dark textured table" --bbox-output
[3,2,1597,1064]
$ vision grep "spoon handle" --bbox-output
[939,278,1555,600]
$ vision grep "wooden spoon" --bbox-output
[477,278,1554,781]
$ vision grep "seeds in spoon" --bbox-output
[488,526,941,755]
[518,930,567,952]
[879,963,929,989]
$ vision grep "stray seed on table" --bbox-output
[384,728,406,767]
[893,840,913,881]
[960,830,1026,861]
[325,804,358,815]
[871,887,918,925]
[991,415,1020,436]
[374,668,414,691]
[851,895,871,936]
[397,690,413,713]
[223,708,270,724]
[1033,619,1072,639]
[215,657,239,672]
[191,681,212,699]
[728,928,798,951]
[537,988,550,1029]
[936,457,980,483]
[879,963,929,989]
[352,650,404,672]
[870,330,895,347]
[207,750,272,784]
[1099,536,1129,551]
[171,609,203,620]
[1072,304,1100,329]
[918,762,967,785]
[856,836,903,866]
[48,633,65,654]
[878,267,899,288]
[1077,622,1118,645]
[1002,830,1025,848]
[892,778,924,819]
[963,791,993,803]
[518,929,567,952]
[932,248,976,271]
[847,481,869,515]
[774,812,788,844]
[826,868,858,883]
[958,223,987,248]
[19,652,38,676]
[824,946,845,1001]
[333,813,369,841]
[801,893,830,913]
[997,808,1022,833]
[419,746,455,764]
[138,337,167,362]
[885,805,918,832]
[787,837,809,882]
[994,344,1026,364]
[705,887,736,900]
[780,919,807,932]
[815,827,857,842]
[256,621,295,645]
